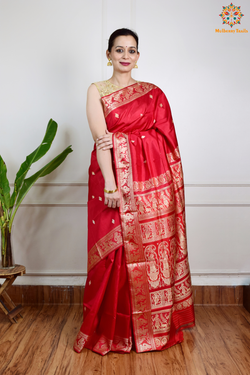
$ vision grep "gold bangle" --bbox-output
[104,187,118,194]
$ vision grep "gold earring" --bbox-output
[134,62,138,69]
[107,58,112,66]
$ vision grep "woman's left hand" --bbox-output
[96,130,113,150]
[104,189,120,208]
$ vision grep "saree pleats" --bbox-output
[74,246,132,355]
[74,82,195,355]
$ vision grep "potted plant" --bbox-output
[0,119,73,268]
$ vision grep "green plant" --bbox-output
[0,119,73,264]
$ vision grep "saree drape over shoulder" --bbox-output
[74,81,195,355]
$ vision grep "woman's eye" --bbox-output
[129,50,136,54]
[116,49,123,53]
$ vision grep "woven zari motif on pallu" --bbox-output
[113,132,194,352]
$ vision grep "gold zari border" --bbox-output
[134,171,172,193]
[166,147,180,164]
[88,225,123,272]
[113,134,193,353]
[73,331,132,354]
[114,133,156,352]
[102,82,156,118]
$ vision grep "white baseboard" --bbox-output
[16,274,87,286]
[13,271,250,286]
[191,272,250,286]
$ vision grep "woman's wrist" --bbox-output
[104,187,118,194]
[104,179,117,190]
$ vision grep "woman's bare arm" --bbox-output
[86,84,120,208]
[96,130,113,150]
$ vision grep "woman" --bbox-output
[74,28,195,355]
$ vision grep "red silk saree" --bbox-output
[74,81,195,355]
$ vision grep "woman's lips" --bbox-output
[120,62,130,66]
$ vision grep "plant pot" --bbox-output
[1,225,15,269]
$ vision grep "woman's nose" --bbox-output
[123,49,129,59]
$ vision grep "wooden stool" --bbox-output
[0,265,26,323]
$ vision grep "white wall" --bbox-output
[0,0,250,285]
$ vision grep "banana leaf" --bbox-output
[0,201,5,227]
[0,156,10,214]
[9,145,73,230]
[10,119,58,208]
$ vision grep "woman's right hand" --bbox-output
[96,130,113,151]
[104,187,120,208]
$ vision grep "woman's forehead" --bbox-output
[113,35,137,47]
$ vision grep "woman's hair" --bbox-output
[108,28,139,52]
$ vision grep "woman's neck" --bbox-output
[108,73,136,88]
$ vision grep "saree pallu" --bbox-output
[74,82,195,355]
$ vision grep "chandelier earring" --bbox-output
[134,62,138,69]
[107,58,112,66]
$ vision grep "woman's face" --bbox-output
[107,35,140,73]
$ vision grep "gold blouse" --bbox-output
[93,80,138,98]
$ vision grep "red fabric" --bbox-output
[74,82,195,355]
